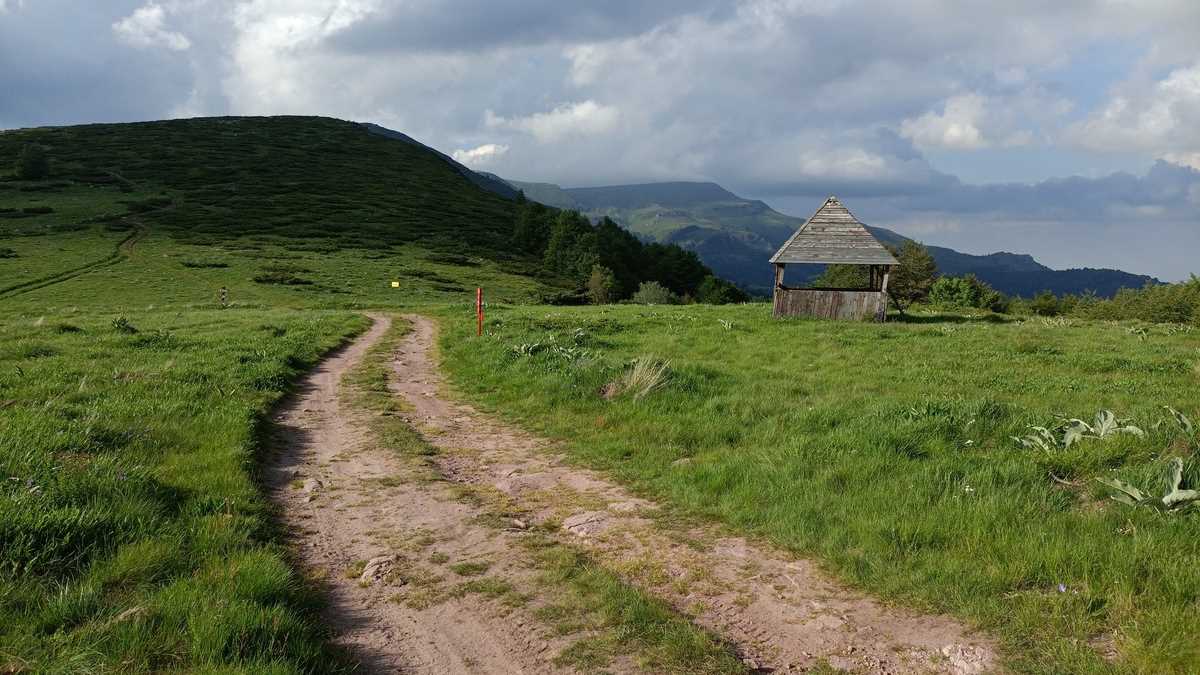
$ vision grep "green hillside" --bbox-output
[0,116,564,311]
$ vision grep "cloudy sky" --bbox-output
[2,1,1198,280]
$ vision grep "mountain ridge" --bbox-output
[502,177,1159,297]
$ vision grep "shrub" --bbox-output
[928,275,1010,313]
[253,272,313,285]
[0,247,16,259]
[630,281,679,305]
[253,266,314,285]
[111,316,138,334]
[15,144,50,180]
[424,252,479,267]
[1030,290,1061,316]
[181,260,229,269]
[695,275,749,304]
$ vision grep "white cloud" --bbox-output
[901,94,990,150]
[485,101,619,143]
[113,3,192,51]
[900,93,1045,151]
[1066,62,1200,163]
[0,0,25,14]
[1164,152,1200,171]
[452,143,509,166]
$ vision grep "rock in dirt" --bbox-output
[940,644,990,674]
[360,555,400,585]
[562,511,609,537]
[302,478,324,503]
[607,500,649,514]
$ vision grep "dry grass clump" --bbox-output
[602,357,670,400]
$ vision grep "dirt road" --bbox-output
[269,314,999,674]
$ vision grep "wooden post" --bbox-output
[772,264,786,319]
[476,287,483,336]
[876,268,891,322]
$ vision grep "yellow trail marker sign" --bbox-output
[390,281,400,288]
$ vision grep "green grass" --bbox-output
[0,308,368,672]
[436,303,1200,674]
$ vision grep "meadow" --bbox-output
[0,307,368,672]
[3,115,1199,673]
[437,303,1200,674]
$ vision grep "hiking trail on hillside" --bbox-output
[268,314,999,674]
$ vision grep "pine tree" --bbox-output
[586,265,616,304]
[886,240,937,314]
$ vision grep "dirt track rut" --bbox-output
[269,314,1000,674]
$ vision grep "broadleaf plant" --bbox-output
[1061,410,1145,448]
[1097,457,1200,512]
[1012,426,1058,451]
[1013,409,1144,450]
[1153,406,1194,434]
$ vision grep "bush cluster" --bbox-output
[928,275,1011,313]
[1073,276,1200,324]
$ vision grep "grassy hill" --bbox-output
[504,179,1159,297]
[0,116,563,311]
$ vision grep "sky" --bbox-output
[1,1,1198,280]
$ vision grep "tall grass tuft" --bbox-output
[604,357,671,400]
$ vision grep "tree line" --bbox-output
[512,193,748,305]
[813,239,1198,323]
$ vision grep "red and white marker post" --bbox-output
[476,287,484,336]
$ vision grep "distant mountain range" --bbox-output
[496,177,1159,298]
[354,127,1157,298]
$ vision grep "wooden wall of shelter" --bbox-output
[769,196,898,321]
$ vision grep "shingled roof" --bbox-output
[769,196,898,266]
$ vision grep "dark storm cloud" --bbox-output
[326,0,730,53]
[0,1,196,128]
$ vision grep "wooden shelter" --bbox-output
[770,196,898,321]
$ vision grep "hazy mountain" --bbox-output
[503,178,1159,297]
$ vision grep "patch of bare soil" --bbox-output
[393,315,1000,675]
[267,316,585,674]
